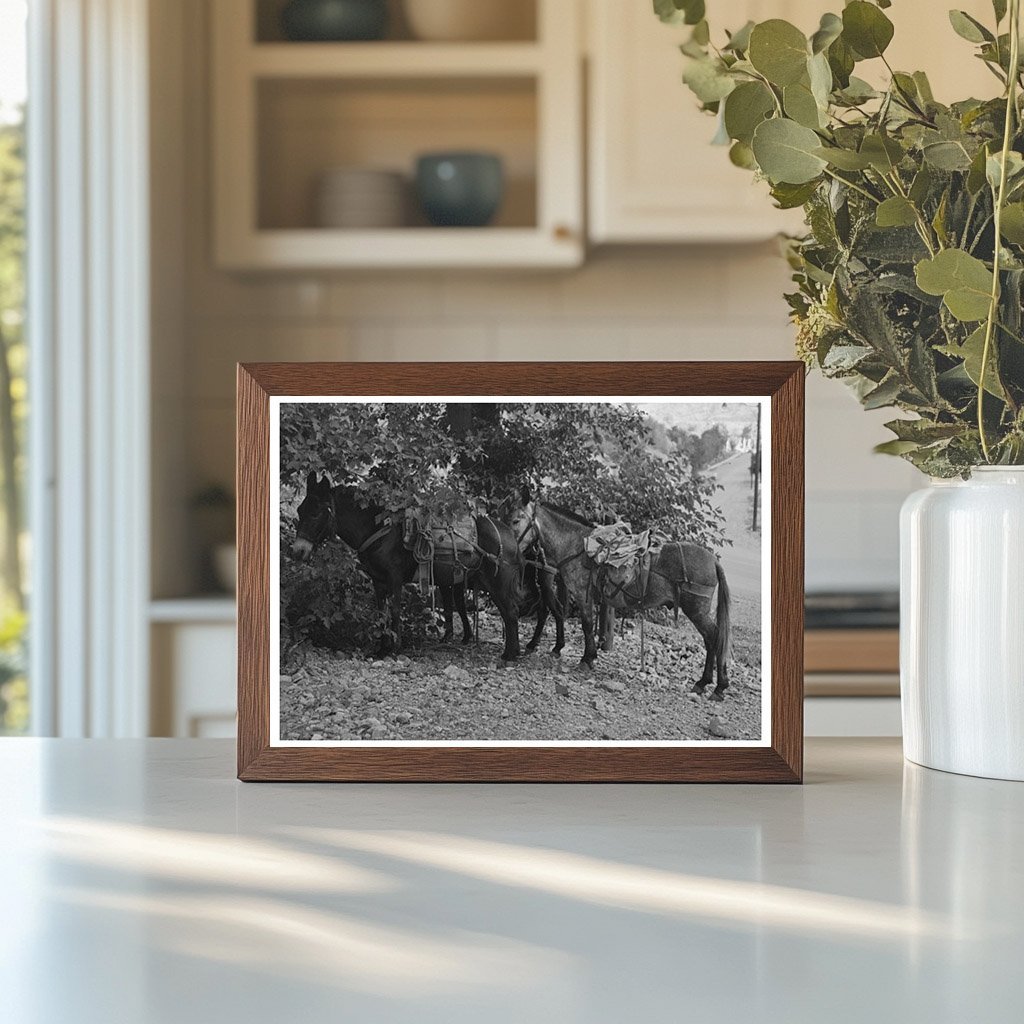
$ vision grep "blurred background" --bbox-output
[0,0,997,740]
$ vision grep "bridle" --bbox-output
[515,504,587,576]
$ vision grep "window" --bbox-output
[0,0,28,734]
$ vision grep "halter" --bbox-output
[516,506,587,575]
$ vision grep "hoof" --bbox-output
[579,659,595,673]
[461,634,473,646]
[712,689,727,703]
[550,647,563,658]
[524,642,539,654]
[691,682,708,695]
[442,633,454,644]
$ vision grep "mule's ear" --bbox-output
[306,470,318,493]
[317,472,332,494]
[520,483,532,505]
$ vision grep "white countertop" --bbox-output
[1,738,1020,1023]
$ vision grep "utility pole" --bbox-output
[751,406,761,532]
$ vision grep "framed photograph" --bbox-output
[237,362,803,782]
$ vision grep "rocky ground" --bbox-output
[279,592,762,742]
[279,452,765,744]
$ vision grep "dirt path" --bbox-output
[280,601,762,743]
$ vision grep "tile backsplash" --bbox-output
[181,246,916,594]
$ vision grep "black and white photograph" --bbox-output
[271,397,769,746]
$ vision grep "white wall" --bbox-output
[157,0,920,599]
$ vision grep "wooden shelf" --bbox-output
[249,42,544,79]
[218,227,580,270]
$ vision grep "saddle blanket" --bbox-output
[584,521,653,570]
[404,511,480,589]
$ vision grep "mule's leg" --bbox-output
[440,586,455,643]
[579,600,598,670]
[713,643,730,701]
[551,575,566,656]
[685,600,718,696]
[387,578,404,654]
[455,580,473,644]
[370,580,390,657]
[493,568,521,663]
[525,598,548,653]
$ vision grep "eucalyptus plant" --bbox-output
[657,0,1024,475]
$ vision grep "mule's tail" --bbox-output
[714,559,731,665]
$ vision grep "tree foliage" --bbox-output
[663,0,1024,475]
[280,402,727,549]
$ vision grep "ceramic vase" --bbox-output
[900,467,1024,781]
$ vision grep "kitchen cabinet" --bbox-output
[211,0,583,269]
[587,0,998,244]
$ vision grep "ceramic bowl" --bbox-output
[281,0,388,42]
[316,168,407,228]
[403,0,534,42]
[415,152,504,228]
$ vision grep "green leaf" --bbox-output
[993,0,1008,24]
[913,71,935,104]
[909,164,933,205]
[814,145,872,170]
[948,10,994,44]
[861,133,904,173]
[1000,203,1024,244]
[967,144,991,193]
[874,439,922,455]
[808,51,833,110]
[923,140,973,171]
[724,20,755,52]
[729,140,757,169]
[811,13,843,54]
[748,20,809,86]
[842,1,895,59]
[885,418,963,443]
[862,374,903,409]
[986,150,1024,191]
[939,325,1005,397]
[653,0,705,26]
[682,57,736,104]
[784,80,824,129]
[915,249,994,322]
[723,81,775,144]
[876,197,918,228]
[827,36,856,88]
[771,180,820,209]
[751,118,828,184]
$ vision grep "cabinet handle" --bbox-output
[553,224,574,241]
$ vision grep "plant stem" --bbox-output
[979,0,1021,462]
[822,167,881,205]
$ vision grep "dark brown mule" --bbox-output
[510,502,604,669]
[512,501,732,697]
[291,473,523,661]
[602,541,732,700]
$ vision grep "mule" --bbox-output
[512,501,732,698]
[290,473,523,660]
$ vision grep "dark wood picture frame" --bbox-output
[237,362,804,782]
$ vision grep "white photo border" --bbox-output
[269,395,772,748]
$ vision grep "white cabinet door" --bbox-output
[588,0,809,242]
[587,0,996,244]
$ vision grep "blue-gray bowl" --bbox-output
[281,0,388,42]
[415,152,505,228]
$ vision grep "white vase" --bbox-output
[900,467,1024,780]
